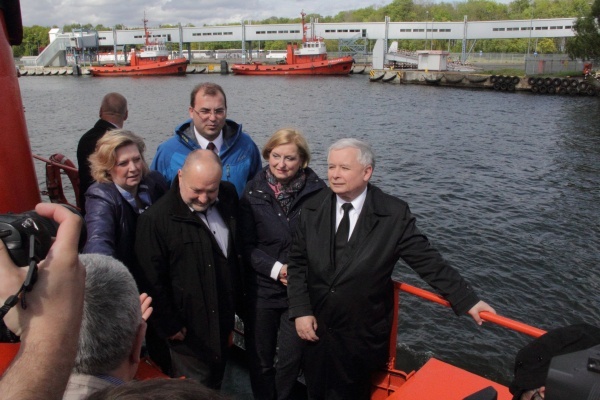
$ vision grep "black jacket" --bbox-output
[239,166,325,308]
[76,119,116,212]
[135,179,242,365]
[288,184,480,375]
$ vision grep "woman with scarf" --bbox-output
[240,129,325,400]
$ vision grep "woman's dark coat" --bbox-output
[240,166,325,308]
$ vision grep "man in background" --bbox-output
[136,150,243,389]
[151,82,261,196]
[76,92,128,212]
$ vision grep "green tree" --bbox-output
[12,25,50,57]
[566,3,600,60]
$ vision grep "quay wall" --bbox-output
[15,64,600,97]
[368,69,600,96]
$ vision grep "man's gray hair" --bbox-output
[75,254,141,375]
[328,138,375,169]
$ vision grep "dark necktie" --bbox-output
[335,203,353,268]
[206,142,217,153]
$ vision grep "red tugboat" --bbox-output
[231,12,354,76]
[90,15,188,77]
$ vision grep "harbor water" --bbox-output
[18,74,600,386]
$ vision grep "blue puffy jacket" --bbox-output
[150,118,262,196]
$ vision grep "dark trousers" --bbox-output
[245,306,304,400]
[170,347,228,390]
[144,324,172,375]
[304,331,374,400]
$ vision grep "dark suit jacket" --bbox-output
[76,119,116,212]
[287,184,480,387]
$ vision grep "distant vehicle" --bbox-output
[266,50,287,59]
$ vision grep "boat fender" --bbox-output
[512,76,520,84]
[547,85,556,94]
[45,153,81,209]
[493,82,501,90]
[490,75,497,83]
[539,85,548,94]
[527,77,536,86]
[561,78,569,87]
[531,85,539,93]
[553,78,562,87]
[586,86,596,96]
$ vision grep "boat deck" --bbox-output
[222,347,308,399]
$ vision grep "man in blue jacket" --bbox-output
[151,82,261,196]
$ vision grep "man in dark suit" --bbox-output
[135,149,242,389]
[76,92,128,213]
[287,138,496,400]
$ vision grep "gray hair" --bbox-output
[328,138,375,169]
[75,254,141,375]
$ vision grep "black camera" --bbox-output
[0,205,85,267]
[0,211,57,267]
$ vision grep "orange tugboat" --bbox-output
[231,12,354,76]
[90,16,188,77]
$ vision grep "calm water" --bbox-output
[18,74,600,386]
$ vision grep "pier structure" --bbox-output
[25,17,578,67]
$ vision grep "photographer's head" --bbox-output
[510,323,600,400]
[75,254,145,381]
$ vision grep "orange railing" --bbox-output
[386,281,546,373]
[371,281,546,399]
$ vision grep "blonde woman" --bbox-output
[83,129,167,272]
[240,128,325,400]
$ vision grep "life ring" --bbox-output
[45,153,81,210]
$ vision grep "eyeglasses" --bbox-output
[531,390,544,400]
[192,108,226,118]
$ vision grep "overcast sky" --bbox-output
[21,0,391,28]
